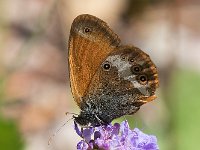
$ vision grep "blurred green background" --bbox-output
[1,0,200,149]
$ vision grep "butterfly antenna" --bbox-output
[48,117,74,145]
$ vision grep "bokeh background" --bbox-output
[1,0,200,149]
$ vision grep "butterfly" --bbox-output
[68,14,159,127]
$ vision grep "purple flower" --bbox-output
[75,121,159,150]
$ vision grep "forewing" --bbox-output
[68,14,120,106]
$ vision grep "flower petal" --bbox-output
[82,127,94,143]
[75,121,159,150]
[77,140,88,150]
[74,121,82,137]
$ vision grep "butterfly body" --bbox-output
[68,14,159,127]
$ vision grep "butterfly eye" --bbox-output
[138,74,148,84]
[103,63,111,71]
[84,27,91,33]
[131,65,142,74]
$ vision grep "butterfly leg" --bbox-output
[94,115,104,126]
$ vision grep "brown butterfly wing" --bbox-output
[81,46,159,124]
[68,14,120,106]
